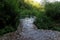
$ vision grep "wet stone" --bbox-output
[0,17,60,40]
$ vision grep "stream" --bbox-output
[19,17,58,40]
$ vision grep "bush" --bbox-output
[19,0,54,30]
[19,0,60,31]
[0,0,20,35]
[45,2,60,23]
[35,12,54,29]
[19,0,33,10]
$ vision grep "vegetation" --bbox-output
[19,1,60,31]
[35,2,60,31]
[0,0,60,35]
[45,2,60,23]
[0,0,20,35]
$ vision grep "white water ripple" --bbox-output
[20,17,58,40]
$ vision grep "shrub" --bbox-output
[19,0,60,31]
[0,0,20,35]
[19,0,33,10]
[34,12,54,29]
[45,2,60,23]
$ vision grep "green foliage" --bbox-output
[45,2,60,23]
[34,2,60,31]
[1,0,60,36]
[35,12,54,29]
[19,1,60,31]
[0,0,20,35]
[19,0,33,10]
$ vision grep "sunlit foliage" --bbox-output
[24,0,44,9]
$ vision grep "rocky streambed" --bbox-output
[0,17,60,40]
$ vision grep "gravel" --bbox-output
[0,17,60,40]
[0,27,60,40]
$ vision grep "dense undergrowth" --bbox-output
[19,1,60,31]
[0,0,60,35]
[0,0,20,35]
[44,2,60,31]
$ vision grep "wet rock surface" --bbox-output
[0,17,60,40]
[0,29,60,40]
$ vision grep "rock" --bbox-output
[0,17,60,40]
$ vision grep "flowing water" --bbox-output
[0,17,60,40]
[20,17,58,40]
